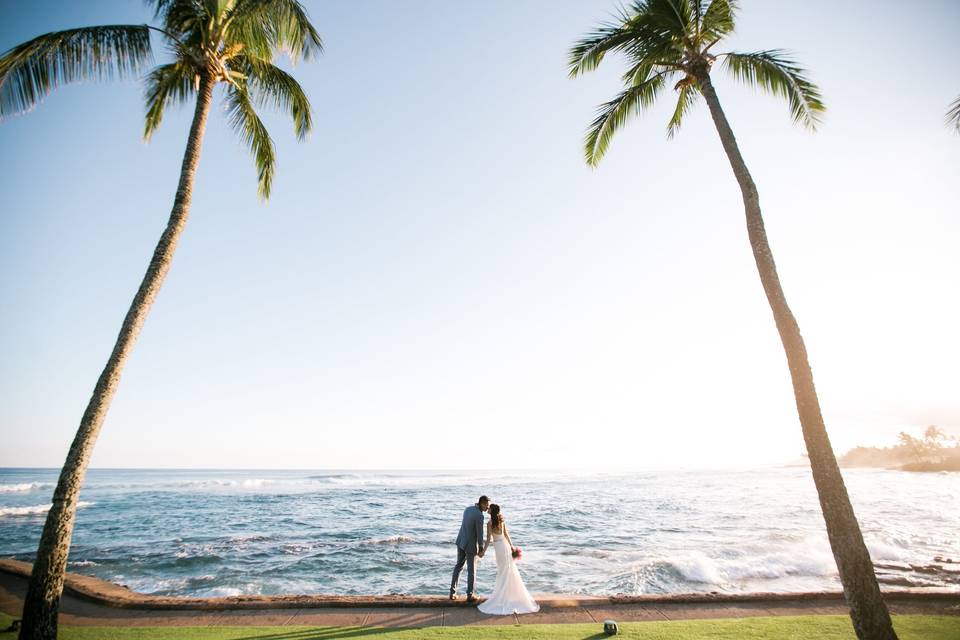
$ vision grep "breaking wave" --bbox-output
[0,482,53,493]
[362,535,416,545]
[0,501,94,517]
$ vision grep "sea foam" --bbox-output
[0,501,94,517]
[0,482,52,493]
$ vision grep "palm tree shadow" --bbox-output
[230,627,403,640]
[230,628,612,640]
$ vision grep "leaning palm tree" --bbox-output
[947,95,960,132]
[569,2,896,639]
[0,2,321,638]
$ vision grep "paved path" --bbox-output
[2,563,958,629]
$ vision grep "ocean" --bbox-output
[0,467,957,597]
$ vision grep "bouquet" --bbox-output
[511,547,522,561]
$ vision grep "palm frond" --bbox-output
[648,0,692,35]
[666,81,700,138]
[584,70,670,166]
[148,0,201,21]
[947,95,960,133]
[700,0,737,42]
[622,37,686,73]
[0,25,151,118]
[231,55,311,139]
[621,57,680,85]
[153,0,210,52]
[721,49,825,129]
[226,0,322,63]
[569,7,685,78]
[225,84,276,198]
[203,0,225,19]
[143,60,197,139]
[567,17,636,78]
[691,0,706,30]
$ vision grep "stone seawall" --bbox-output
[2,558,958,612]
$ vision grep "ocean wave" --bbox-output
[867,539,913,563]
[74,471,592,493]
[640,544,838,588]
[308,474,469,488]
[0,501,94,517]
[361,535,415,545]
[228,534,273,544]
[281,542,314,554]
[121,576,188,595]
[720,549,837,582]
[176,479,276,489]
[561,548,617,559]
[86,478,282,491]
[667,552,724,584]
[69,560,100,567]
[172,550,222,561]
[303,471,584,489]
[0,482,53,493]
[201,586,245,597]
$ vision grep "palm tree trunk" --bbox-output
[693,69,898,640]
[18,72,216,640]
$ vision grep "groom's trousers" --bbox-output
[450,547,478,596]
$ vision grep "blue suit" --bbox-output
[450,504,485,597]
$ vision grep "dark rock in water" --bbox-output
[873,557,960,587]
[909,563,947,576]
[874,562,911,572]
[876,574,935,588]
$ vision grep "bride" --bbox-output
[477,504,539,615]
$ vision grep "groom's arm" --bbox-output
[475,513,484,555]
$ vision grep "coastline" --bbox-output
[2,559,957,612]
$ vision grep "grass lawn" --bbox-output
[1,612,957,639]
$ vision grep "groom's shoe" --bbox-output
[466,595,478,604]
[449,592,458,601]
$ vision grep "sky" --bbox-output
[1,1,958,471]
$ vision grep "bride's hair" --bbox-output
[489,503,503,530]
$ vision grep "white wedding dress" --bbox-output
[477,531,539,615]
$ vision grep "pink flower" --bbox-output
[512,547,522,561]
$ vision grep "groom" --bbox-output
[450,495,489,602]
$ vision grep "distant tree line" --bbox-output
[840,426,960,471]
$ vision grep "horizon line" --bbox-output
[0,463,806,473]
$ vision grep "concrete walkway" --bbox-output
[1,561,958,629]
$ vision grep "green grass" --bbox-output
[1,612,958,639]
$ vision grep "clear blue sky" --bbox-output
[1,1,958,470]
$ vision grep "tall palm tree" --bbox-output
[947,95,960,132]
[0,2,321,638]
[568,2,896,639]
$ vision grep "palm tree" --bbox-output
[0,2,321,638]
[947,95,960,132]
[568,2,896,639]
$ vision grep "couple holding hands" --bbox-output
[449,495,539,615]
